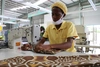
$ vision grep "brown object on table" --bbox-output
[21,44,33,51]
[34,48,61,54]
[33,45,61,54]
[21,43,61,54]
[0,55,100,67]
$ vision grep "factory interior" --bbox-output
[0,0,100,67]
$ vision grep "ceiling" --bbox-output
[0,0,100,18]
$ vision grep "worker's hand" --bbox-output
[35,44,42,49]
[40,45,51,50]
[34,44,51,52]
[21,44,32,51]
[34,44,43,52]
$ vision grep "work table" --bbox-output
[1,48,100,67]
[0,48,91,60]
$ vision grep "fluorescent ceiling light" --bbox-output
[88,0,97,11]
[10,6,30,11]
[10,0,48,11]
[33,0,48,5]
[23,2,51,13]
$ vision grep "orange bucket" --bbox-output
[16,42,20,46]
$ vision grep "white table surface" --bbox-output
[0,48,94,60]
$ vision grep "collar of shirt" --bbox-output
[52,21,66,30]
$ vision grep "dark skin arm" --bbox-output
[37,37,46,45]
[50,37,74,49]
[34,37,46,50]
[35,37,74,51]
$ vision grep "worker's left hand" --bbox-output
[21,44,32,51]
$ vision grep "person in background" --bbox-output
[40,26,45,38]
[35,1,78,52]
[4,30,8,48]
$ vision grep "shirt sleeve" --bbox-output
[67,22,78,38]
[43,26,49,38]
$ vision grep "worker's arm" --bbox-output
[34,37,46,51]
[36,37,46,45]
[34,25,49,51]
[50,37,74,50]
[40,37,74,50]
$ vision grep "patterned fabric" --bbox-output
[0,55,100,67]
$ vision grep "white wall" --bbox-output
[65,6,100,26]
[64,6,80,25]
[83,7,100,25]
[44,14,52,28]
[44,6,100,26]
[32,15,44,24]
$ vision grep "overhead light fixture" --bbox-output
[10,6,30,11]
[88,0,97,11]
[33,0,48,5]
[10,0,48,11]
[18,18,30,22]
[23,2,51,13]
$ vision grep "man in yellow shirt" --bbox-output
[35,1,78,52]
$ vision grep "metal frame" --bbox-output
[0,0,99,20]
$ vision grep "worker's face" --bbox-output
[52,7,64,22]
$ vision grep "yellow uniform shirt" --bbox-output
[43,21,78,52]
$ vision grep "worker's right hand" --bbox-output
[34,44,43,52]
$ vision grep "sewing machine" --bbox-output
[75,25,87,44]
[75,25,90,52]
[8,25,40,49]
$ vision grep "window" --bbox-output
[87,25,100,45]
